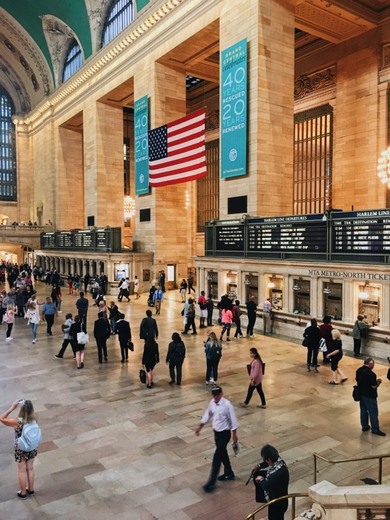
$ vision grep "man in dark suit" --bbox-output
[93,312,111,364]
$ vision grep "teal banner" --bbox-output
[220,39,247,179]
[134,95,149,195]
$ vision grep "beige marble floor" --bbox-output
[0,284,390,520]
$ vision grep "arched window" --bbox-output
[62,39,83,82]
[101,0,134,47]
[0,88,16,201]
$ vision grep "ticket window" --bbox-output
[207,271,218,299]
[225,271,237,299]
[323,282,342,321]
[293,279,310,315]
[114,263,129,281]
[245,274,258,303]
[267,275,283,310]
[358,285,380,325]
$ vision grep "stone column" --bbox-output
[219,0,295,218]
[134,62,189,271]
[83,102,124,229]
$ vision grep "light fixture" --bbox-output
[323,284,331,295]
[207,272,213,282]
[293,278,302,291]
[267,275,277,289]
[123,196,136,220]
[377,147,390,186]
[358,282,369,300]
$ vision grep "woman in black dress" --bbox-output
[142,337,159,388]
[70,315,86,369]
[326,329,348,385]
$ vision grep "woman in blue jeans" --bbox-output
[25,301,40,344]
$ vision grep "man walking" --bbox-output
[195,385,239,493]
[76,291,89,328]
[93,311,111,363]
[246,296,257,337]
[152,285,164,315]
[356,357,386,436]
[139,309,158,341]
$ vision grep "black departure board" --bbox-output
[40,233,56,249]
[247,214,327,253]
[40,228,122,252]
[332,210,390,255]
[215,222,245,253]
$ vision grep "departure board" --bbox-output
[40,233,56,249]
[40,228,122,252]
[247,214,327,253]
[215,222,245,252]
[332,210,390,254]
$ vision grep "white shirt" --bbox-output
[201,396,239,432]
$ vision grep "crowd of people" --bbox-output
[0,265,388,518]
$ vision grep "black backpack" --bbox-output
[210,344,222,360]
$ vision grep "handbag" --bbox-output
[77,331,89,345]
[139,368,147,384]
[318,338,327,352]
[302,337,309,347]
[127,339,134,352]
[352,385,360,402]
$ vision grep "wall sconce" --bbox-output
[207,272,213,282]
[244,276,251,286]
[323,283,331,295]
[358,282,369,300]
[267,275,277,289]
[293,279,301,291]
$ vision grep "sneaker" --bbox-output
[239,402,248,408]
[54,355,63,359]
[32,339,36,344]
[218,473,235,481]
[257,404,267,409]
[202,483,216,493]
[205,381,210,385]
[6,337,12,342]
[372,430,386,436]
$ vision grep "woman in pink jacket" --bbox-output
[240,347,266,408]
[219,307,233,342]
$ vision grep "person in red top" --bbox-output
[198,290,207,329]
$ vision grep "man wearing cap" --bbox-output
[195,386,239,493]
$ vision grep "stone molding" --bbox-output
[294,67,336,101]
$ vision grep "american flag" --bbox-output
[148,109,207,187]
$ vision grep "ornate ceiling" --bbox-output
[0,0,390,115]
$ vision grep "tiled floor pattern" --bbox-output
[0,284,390,520]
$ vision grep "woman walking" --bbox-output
[326,329,348,385]
[142,337,159,388]
[220,307,233,342]
[70,315,86,369]
[303,318,322,372]
[166,332,186,385]
[0,399,40,499]
[204,331,222,384]
[4,303,16,342]
[25,300,40,344]
[240,347,266,408]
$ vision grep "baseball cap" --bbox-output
[211,385,223,395]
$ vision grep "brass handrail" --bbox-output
[245,492,309,520]
[313,452,390,484]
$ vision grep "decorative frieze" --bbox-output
[294,67,336,101]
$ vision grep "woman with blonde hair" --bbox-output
[326,329,348,385]
[25,300,40,344]
[3,302,16,342]
[204,331,222,384]
[0,399,40,499]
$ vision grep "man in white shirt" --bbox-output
[262,298,272,335]
[195,385,239,493]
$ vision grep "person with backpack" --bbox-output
[0,399,41,499]
[204,331,222,384]
[166,332,186,385]
[220,307,233,342]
